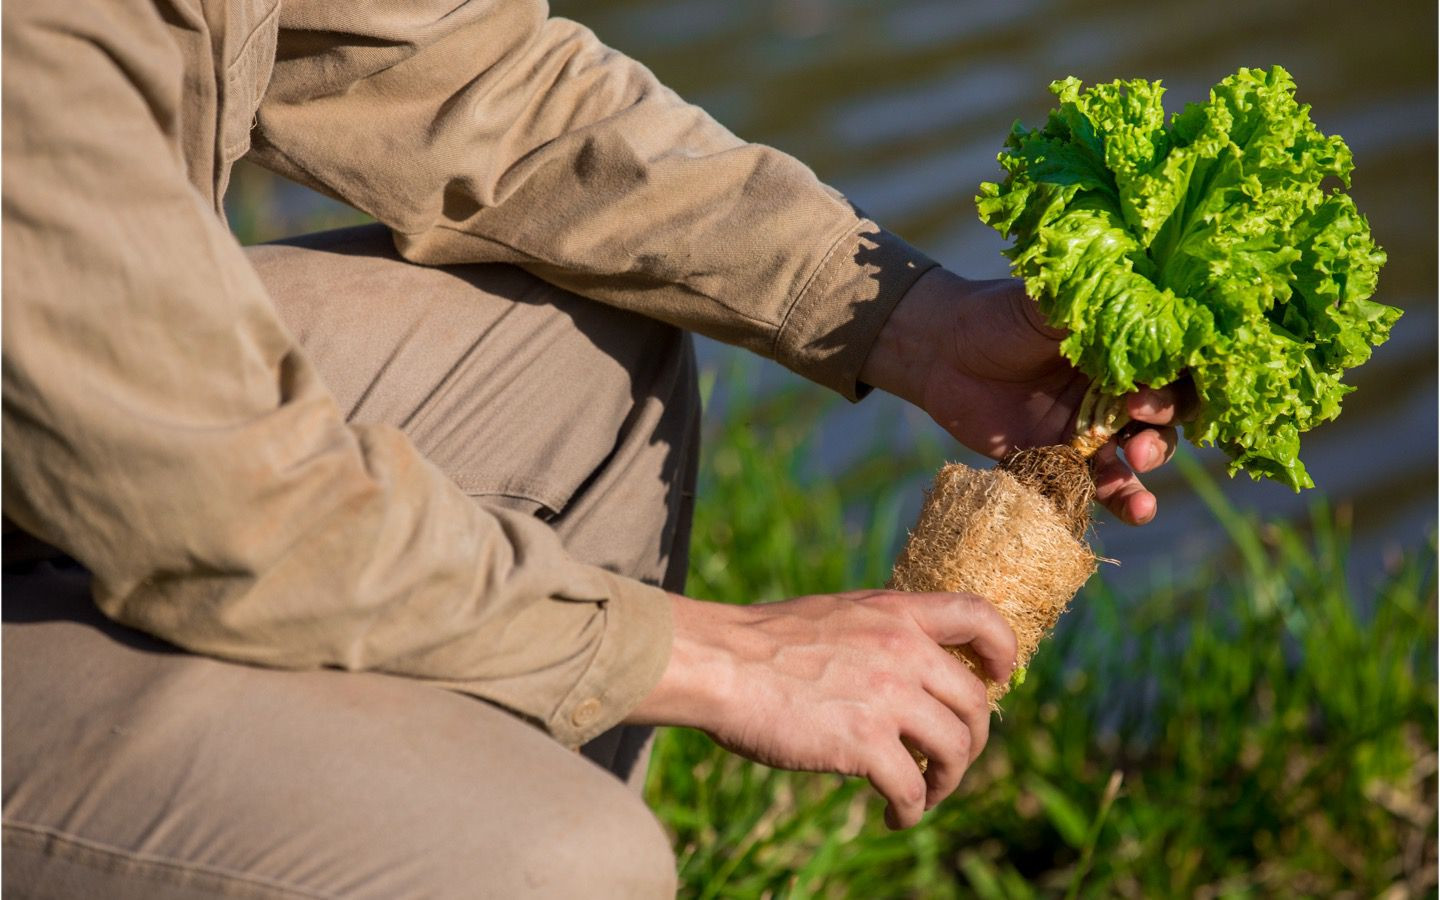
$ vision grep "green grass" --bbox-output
[648,364,1437,898]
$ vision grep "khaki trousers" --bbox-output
[3,225,699,898]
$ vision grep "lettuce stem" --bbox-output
[1070,382,1130,459]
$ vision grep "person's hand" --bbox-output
[626,591,1017,829]
[860,268,1196,524]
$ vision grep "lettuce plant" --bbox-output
[977,65,1399,490]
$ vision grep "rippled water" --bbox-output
[235,0,1436,589]
[550,0,1437,588]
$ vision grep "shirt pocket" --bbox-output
[219,1,280,167]
[462,486,566,523]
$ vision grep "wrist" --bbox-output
[624,594,750,731]
[858,267,959,405]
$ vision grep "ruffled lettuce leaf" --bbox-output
[977,65,1399,490]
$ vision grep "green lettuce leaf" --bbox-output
[977,65,1399,490]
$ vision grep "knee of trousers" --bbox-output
[493,791,680,899]
[3,566,679,899]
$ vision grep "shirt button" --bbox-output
[570,698,603,728]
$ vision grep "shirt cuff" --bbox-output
[544,567,675,747]
[772,221,938,401]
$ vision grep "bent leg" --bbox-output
[248,225,699,787]
[3,225,700,896]
[3,564,677,899]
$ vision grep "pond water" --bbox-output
[233,0,1436,593]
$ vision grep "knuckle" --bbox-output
[961,592,1001,623]
[936,762,968,798]
[850,713,890,747]
[963,674,990,710]
[932,740,969,783]
[871,626,913,655]
[970,729,988,760]
[867,669,904,698]
[967,598,1017,651]
[905,779,927,808]
[890,771,927,809]
[950,673,984,717]
[952,718,975,755]
[998,625,1019,661]
[859,589,898,608]
[966,717,988,756]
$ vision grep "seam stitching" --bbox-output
[3,821,333,900]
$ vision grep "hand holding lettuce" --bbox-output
[977,64,1399,490]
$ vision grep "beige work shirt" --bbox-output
[2,0,937,746]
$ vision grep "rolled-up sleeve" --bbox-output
[251,0,938,400]
[2,0,671,747]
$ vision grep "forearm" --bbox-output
[255,0,936,400]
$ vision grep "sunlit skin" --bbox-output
[859,268,1197,525]
[627,267,1194,829]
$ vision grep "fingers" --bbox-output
[1099,377,1191,521]
[875,662,991,826]
[902,592,1017,683]
[1118,423,1177,474]
[904,692,978,812]
[1127,378,1198,425]
[857,592,1006,827]
[918,653,992,768]
[1090,379,1189,523]
[1092,441,1157,525]
[868,741,930,830]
